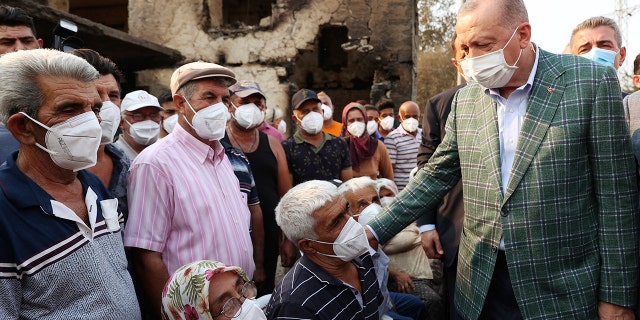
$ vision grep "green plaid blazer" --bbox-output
[369,49,639,320]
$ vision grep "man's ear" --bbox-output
[6,112,36,145]
[618,46,627,68]
[633,75,640,90]
[291,112,300,125]
[37,38,43,48]
[298,239,315,255]
[173,94,188,115]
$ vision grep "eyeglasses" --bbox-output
[212,281,257,318]
[126,111,161,122]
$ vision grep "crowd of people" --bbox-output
[1,0,640,319]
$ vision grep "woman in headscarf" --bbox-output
[376,179,445,320]
[340,102,393,180]
[161,260,267,320]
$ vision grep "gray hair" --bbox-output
[459,0,529,30]
[338,176,377,195]
[0,49,99,123]
[570,16,623,48]
[275,180,339,245]
[176,81,199,101]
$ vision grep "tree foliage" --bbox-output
[415,0,459,109]
[418,0,457,51]
[416,48,458,108]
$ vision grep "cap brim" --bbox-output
[124,104,163,111]
[294,97,321,110]
[233,88,265,99]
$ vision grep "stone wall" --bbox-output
[129,0,416,117]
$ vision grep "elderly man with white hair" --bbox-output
[266,180,382,319]
[0,49,140,319]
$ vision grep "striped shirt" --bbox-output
[0,155,140,319]
[266,254,382,319]
[384,126,422,191]
[221,139,260,206]
[124,124,255,276]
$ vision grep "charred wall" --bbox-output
[129,0,416,117]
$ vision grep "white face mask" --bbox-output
[353,203,382,226]
[380,116,395,131]
[277,119,287,135]
[162,114,178,134]
[232,102,264,129]
[401,117,419,133]
[21,111,101,172]
[347,121,366,137]
[380,196,394,208]
[366,120,378,135]
[296,111,324,135]
[127,119,160,146]
[99,101,121,144]
[308,217,370,262]
[183,98,229,141]
[580,47,618,68]
[236,298,267,320]
[459,27,522,88]
[321,104,333,120]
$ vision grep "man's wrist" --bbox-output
[419,224,436,233]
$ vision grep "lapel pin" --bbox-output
[547,86,554,94]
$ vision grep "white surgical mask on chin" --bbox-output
[296,111,324,135]
[21,111,102,172]
[232,102,264,129]
[347,121,366,137]
[183,98,229,141]
[321,104,333,120]
[127,119,160,146]
[366,120,378,135]
[162,114,178,133]
[380,116,395,131]
[401,117,419,133]
[460,27,522,88]
[99,101,121,144]
[307,217,370,262]
[235,298,267,320]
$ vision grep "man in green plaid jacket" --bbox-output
[367,0,639,319]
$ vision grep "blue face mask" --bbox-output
[580,47,617,68]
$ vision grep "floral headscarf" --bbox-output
[161,260,250,320]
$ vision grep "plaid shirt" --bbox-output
[282,131,351,186]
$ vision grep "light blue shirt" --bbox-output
[486,46,539,250]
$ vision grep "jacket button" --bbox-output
[492,245,498,253]
[501,208,509,217]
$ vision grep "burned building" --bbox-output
[10,0,417,116]
[130,0,417,116]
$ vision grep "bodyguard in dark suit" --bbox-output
[366,0,639,319]
[416,84,465,320]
